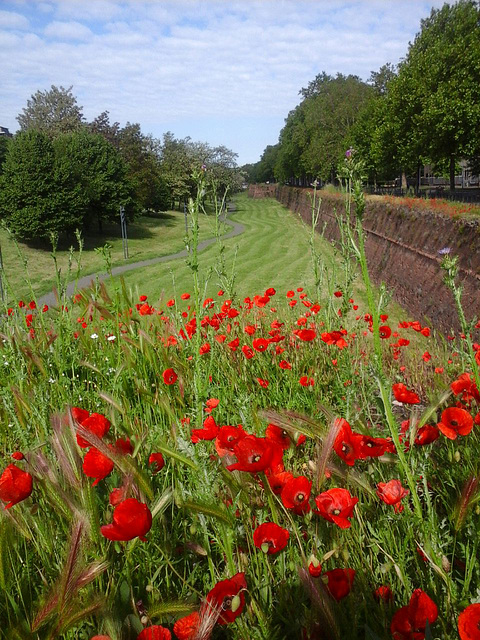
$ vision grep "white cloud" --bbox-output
[44,20,93,40]
[0,0,448,162]
[0,9,29,29]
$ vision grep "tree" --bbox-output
[0,131,84,239]
[117,123,170,212]
[384,0,480,190]
[0,130,136,239]
[274,73,373,184]
[249,145,279,183]
[368,63,397,95]
[17,85,85,137]
[88,111,120,149]
[0,136,10,176]
[53,131,135,231]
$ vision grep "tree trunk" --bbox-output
[449,156,456,191]
[401,171,407,190]
[97,217,103,233]
[416,163,421,195]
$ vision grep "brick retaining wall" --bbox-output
[248,184,480,333]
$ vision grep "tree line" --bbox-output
[244,0,480,191]
[0,86,242,240]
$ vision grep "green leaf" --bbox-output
[180,499,234,526]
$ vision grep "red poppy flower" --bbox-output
[101,498,152,541]
[323,568,355,601]
[379,325,392,339]
[279,359,292,370]
[253,522,289,554]
[265,423,291,450]
[191,415,219,444]
[286,290,295,298]
[265,287,276,296]
[199,342,211,355]
[374,585,393,603]
[451,373,480,404]
[163,368,178,385]
[376,480,409,513]
[83,447,114,487]
[437,407,473,439]
[333,419,362,466]
[356,434,394,458]
[391,589,437,639]
[137,626,171,640]
[321,331,348,349]
[227,436,278,473]
[109,487,126,506]
[281,475,312,514]
[314,488,358,529]
[75,411,111,449]
[173,611,200,639]
[11,451,24,461]
[256,377,269,388]
[392,383,420,404]
[227,337,239,351]
[267,470,293,495]
[308,557,322,577]
[204,573,247,625]
[215,425,247,457]
[240,345,253,360]
[149,452,165,473]
[415,424,439,446]
[296,329,316,341]
[115,437,133,455]
[299,376,314,387]
[458,603,480,640]
[90,636,112,640]
[252,338,269,352]
[0,464,33,509]
[205,398,219,412]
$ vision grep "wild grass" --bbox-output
[0,166,478,640]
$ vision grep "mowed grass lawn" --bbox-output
[109,193,411,326]
[0,209,214,303]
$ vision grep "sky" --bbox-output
[0,0,446,165]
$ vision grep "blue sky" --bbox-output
[0,0,445,165]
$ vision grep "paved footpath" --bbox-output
[38,204,244,308]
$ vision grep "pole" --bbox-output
[120,206,128,259]
[183,200,188,234]
[0,244,4,304]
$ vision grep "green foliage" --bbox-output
[366,0,480,186]
[244,144,279,183]
[0,130,135,240]
[0,136,10,175]
[16,85,84,137]
[274,73,373,183]
[54,130,136,227]
[0,130,84,239]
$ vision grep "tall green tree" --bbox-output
[384,0,480,190]
[54,131,135,231]
[0,131,84,239]
[16,85,85,137]
[275,73,373,183]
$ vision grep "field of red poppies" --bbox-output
[0,162,479,640]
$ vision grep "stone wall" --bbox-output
[248,184,480,333]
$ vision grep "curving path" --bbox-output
[37,204,244,308]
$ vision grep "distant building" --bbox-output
[0,126,12,137]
